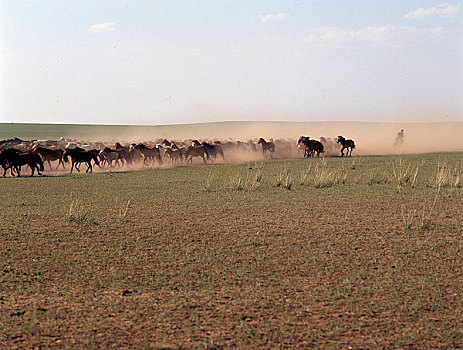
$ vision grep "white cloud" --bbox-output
[304,25,446,46]
[405,3,461,19]
[258,13,288,24]
[88,22,116,34]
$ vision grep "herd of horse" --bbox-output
[0,135,355,177]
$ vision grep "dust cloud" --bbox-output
[66,121,463,156]
[1,121,462,171]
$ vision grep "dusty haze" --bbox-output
[1,121,462,156]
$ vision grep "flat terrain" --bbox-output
[2,121,463,155]
[0,153,462,348]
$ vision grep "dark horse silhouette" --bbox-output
[297,136,324,158]
[0,149,44,177]
[257,138,275,157]
[337,136,355,157]
[63,148,100,174]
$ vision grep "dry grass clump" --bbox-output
[433,159,462,189]
[227,163,264,191]
[65,199,95,225]
[401,164,443,232]
[299,161,346,188]
[275,167,293,190]
[391,157,419,193]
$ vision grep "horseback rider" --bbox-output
[395,129,405,146]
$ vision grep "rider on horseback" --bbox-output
[394,129,405,147]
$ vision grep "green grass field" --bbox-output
[1,153,462,348]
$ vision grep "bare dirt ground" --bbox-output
[0,153,462,348]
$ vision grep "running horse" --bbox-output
[0,149,44,177]
[185,145,208,164]
[257,138,275,157]
[133,143,162,166]
[63,148,100,174]
[32,146,65,170]
[297,136,324,158]
[201,142,225,162]
[337,136,355,157]
[164,147,183,163]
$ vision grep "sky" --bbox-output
[1,0,462,125]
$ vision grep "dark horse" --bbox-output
[201,142,224,162]
[32,146,65,170]
[337,136,355,157]
[257,138,275,157]
[297,136,324,158]
[63,148,100,174]
[0,149,44,177]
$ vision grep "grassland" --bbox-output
[0,153,462,348]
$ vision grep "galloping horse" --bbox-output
[337,136,355,157]
[63,148,100,174]
[114,143,133,165]
[0,149,44,177]
[32,146,65,170]
[99,148,122,168]
[133,143,162,166]
[257,138,275,157]
[185,145,207,164]
[164,147,182,163]
[297,136,324,158]
[201,142,225,162]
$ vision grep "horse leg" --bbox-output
[47,160,52,170]
[340,147,345,157]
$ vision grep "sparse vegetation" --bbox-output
[391,157,420,192]
[275,167,293,190]
[65,198,95,225]
[1,152,462,349]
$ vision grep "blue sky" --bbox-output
[1,1,462,125]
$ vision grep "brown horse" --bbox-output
[164,147,183,163]
[114,143,133,165]
[63,148,100,174]
[201,142,224,162]
[185,145,207,164]
[337,136,355,157]
[0,149,44,177]
[297,136,324,158]
[32,146,65,170]
[133,143,162,166]
[257,138,275,157]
